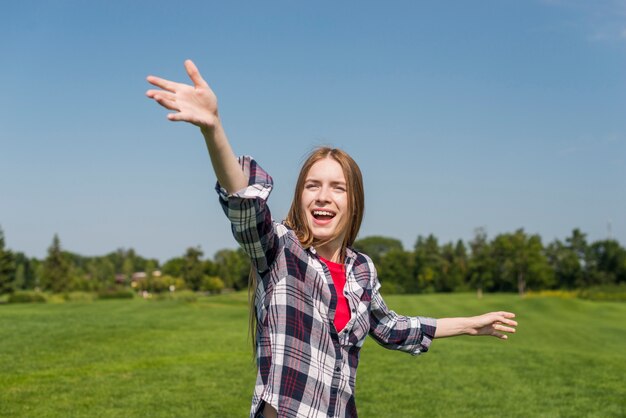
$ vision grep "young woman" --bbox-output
[146,60,517,418]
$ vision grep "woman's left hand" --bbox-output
[435,312,517,339]
[467,311,517,339]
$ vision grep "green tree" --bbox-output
[413,235,442,293]
[14,264,25,290]
[353,236,404,266]
[378,248,413,293]
[214,248,251,290]
[491,229,553,296]
[162,257,185,277]
[453,239,469,289]
[546,239,582,289]
[122,257,135,281]
[104,248,155,275]
[13,252,38,289]
[88,258,116,288]
[183,247,205,291]
[41,234,71,293]
[587,239,626,285]
[145,259,157,279]
[203,259,220,277]
[566,229,591,286]
[14,252,39,290]
[468,228,494,298]
[0,226,16,295]
[438,240,467,292]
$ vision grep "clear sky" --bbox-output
[1,0,624,262]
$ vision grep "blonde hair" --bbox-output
[249,147,365,354]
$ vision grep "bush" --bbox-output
[97,288,135,300]
[69,275,100,292]
[174,290,198,302]
[133,275,185,294]
[64,291,96,302]
[578,283,626,302]
[526,290,578,299]
[47,294,66,304]
[201,276,225,294]
[380,281,403,295]
[153,290,198,302]
[8,291,47,304]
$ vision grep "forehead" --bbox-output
[305,157,346,182]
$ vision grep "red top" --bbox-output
[319,256,351,332]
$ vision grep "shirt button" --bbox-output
[336,366,341,371]
[351,309,356,313]
[331,389,337,395]
[343,329,348,333]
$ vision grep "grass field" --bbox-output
[1,292,624,417]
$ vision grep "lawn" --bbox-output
[0,292,624,417]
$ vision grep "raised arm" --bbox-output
[146,60,247,193]
[434,311,517,339]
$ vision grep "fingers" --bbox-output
[146,89,175,102]
[155,97,179,112]
[497,317,518,327]
[146,90,179,112]
[185,59,209,88]
[493,323,516,334]
[167,112,195,123]
[494,311,517,327]
[167,113,183,121]
[146,75,180,92]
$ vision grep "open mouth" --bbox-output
[311,209,336,222]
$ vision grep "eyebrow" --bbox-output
[304,179,347,186]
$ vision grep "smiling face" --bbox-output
[301,157,349,251]
[285,147,365,261]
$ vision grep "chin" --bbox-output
[312,227,342,244]
[311,228,332,241]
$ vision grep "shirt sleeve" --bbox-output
[368,273,437,356]
[215,156,279,274]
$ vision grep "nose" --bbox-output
[315,186,331,204]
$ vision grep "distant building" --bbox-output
[131,270,162,281]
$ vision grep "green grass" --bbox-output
[1,293,624,417]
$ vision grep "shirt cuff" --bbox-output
[215,155,273,202]
[216,182,272,202]
[412,316,437,355]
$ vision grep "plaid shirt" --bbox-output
[217,156,437,418]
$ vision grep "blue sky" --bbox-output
[1,0,624,262]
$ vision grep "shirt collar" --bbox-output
[308,245,357,264]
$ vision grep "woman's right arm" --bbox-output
[146,59,247,194]
[146,60,278,273]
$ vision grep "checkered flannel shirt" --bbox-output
[217,156,437,418]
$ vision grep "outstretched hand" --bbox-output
[468,311,517,339]
[435,311,517,340]
[146,60,219,131]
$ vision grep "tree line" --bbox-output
[0,227,250,296]
[1,225,625,297]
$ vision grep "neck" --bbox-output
[315,241,343,263]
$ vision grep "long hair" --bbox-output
[249,147,365,354]
[285,147,365,255]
